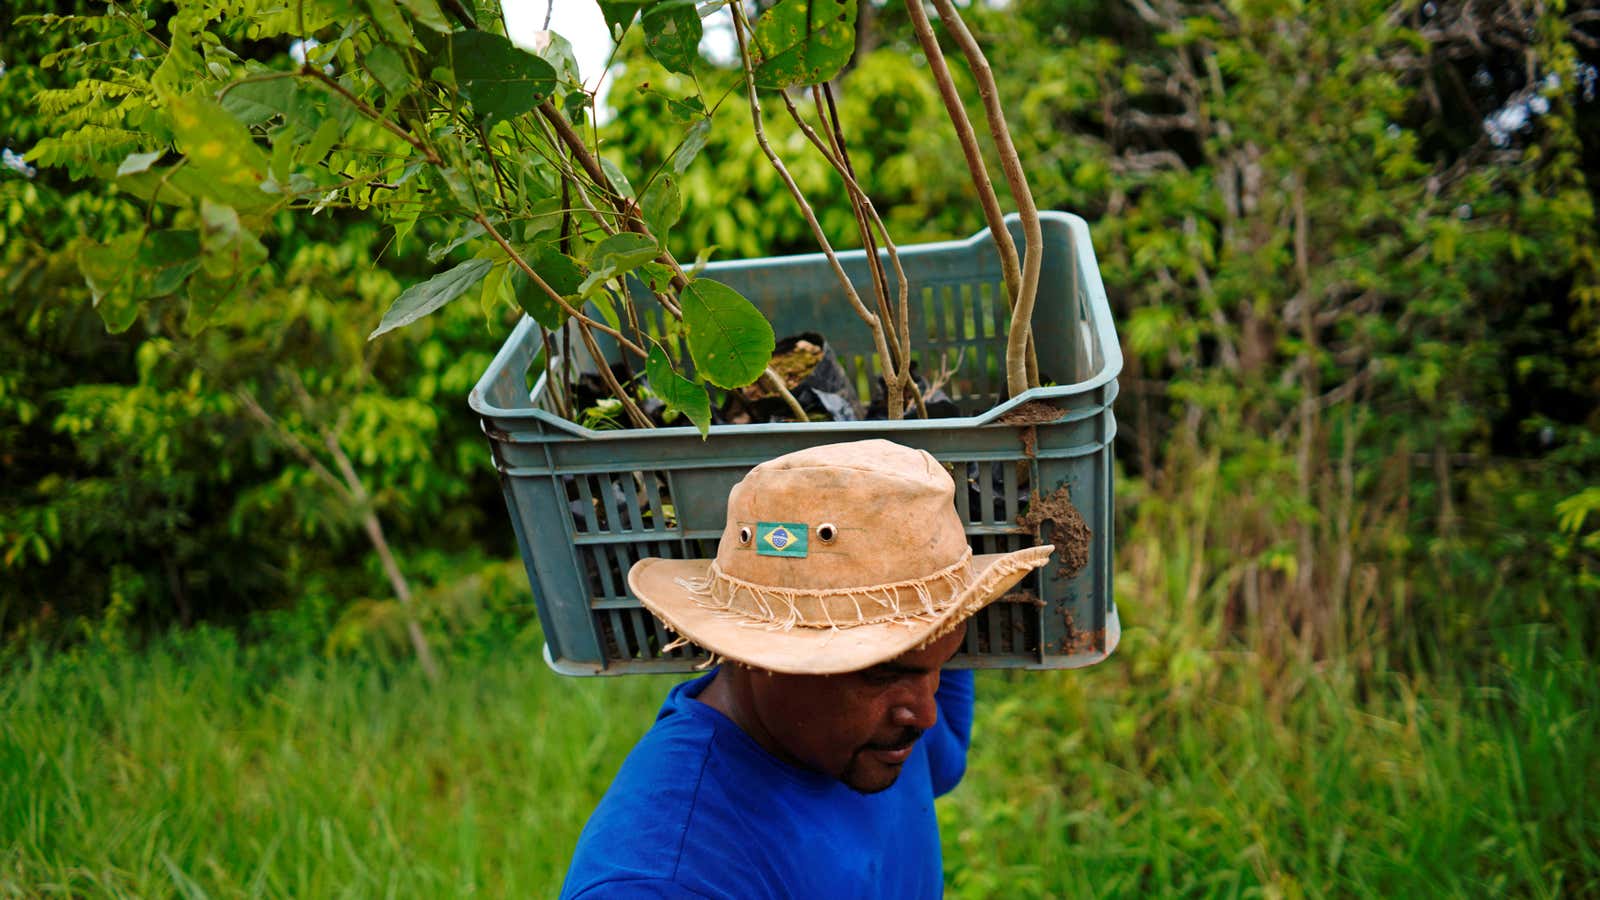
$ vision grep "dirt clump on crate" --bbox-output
[1054,604,1102,655]
[996,400,1066,427]
[1018,485,1092,578]
[998,588,1044,607]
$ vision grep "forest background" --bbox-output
[2,0,1598,896]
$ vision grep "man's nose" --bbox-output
[890,676,940,731]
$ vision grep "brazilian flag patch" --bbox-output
[756,522,808,558]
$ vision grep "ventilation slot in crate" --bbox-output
[595,608,707,663]
[955,596,1041,659]
[563,470,676,536]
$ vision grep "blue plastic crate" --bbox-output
[470,212,1122,675]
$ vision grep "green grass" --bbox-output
[2,593,1595,897]
[944,627,1599,898]
[0,627,665,897]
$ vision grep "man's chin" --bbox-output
[841,759,906,795]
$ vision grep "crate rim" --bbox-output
[468,210,1124,435]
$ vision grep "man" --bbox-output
[561,440,1056,899]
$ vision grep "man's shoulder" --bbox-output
[562,696,781,899]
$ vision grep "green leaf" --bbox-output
[752,0,857,90]
[598,156,635,200]
[184,268,234,334]
[532,29,583,86]
[116,164,276,215]
[641,175,681,238]
[451,31,557,124]
[638,261,677,291]
[364,43,413,95]
[479,259,511,313]
[512,248,585,330]
[138,229,203,296]
[521,195,566,240]
[116,150,164,176]
[196,199,268,281]
[593,231,659,274]
[598,1,644,38]
[426,220,486,263]
[647,344,711,436]
[397,0,451,32]
[679,279,774,388]
[299,116,343,167]
[165,90,272,195]
[77,231,144,333]
[220,77,297,126]
[590,290,622,331]
[642,0,703,75]
[369,257,494,339]
[670,118,711,174]
[576,269,613,300]
[364,0,417,47]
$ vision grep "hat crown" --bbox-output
[715,440,970,590]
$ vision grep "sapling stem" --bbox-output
[731,6,904,419]
[930,0,1043,392]
[763,367,811,422]
[785,88,924,419]
[902,0,1038,395]
[576,319,654,429]
[819,84,924,418]
[539,328,570,419]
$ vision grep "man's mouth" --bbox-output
[862,730,922,766]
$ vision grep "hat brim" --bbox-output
[627,545,1055,675]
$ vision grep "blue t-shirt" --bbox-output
[561,668,976,899]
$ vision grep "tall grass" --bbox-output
[944,624,1598,898]
[4,614,1593,896]
[0,627,664,896]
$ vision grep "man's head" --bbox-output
[706,624,967,794]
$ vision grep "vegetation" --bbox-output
[4,555,1594,897]
[2,0,1597,896]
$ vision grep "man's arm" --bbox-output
[923,667,975,797]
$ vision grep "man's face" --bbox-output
[743,625,967,794]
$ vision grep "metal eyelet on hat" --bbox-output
[738,526,752,545]
[817,523,837,543]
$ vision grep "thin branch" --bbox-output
[537,101,696,296]
[575,320,654,429]
[323,429,442,683]
[475,213,649,361]
[788,89,897,366]
[819,83,924,418]
[234,387,352,503]
[539,328,570,419]
[301,67,441,165]
[235,384,439,684]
